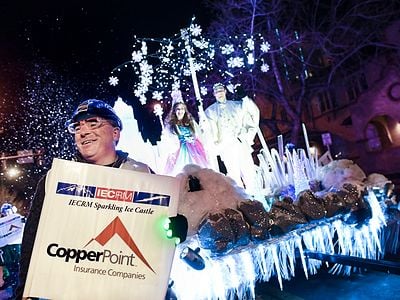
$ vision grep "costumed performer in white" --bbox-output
[204,82,260,193]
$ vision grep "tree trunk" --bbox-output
[290,115,301,145]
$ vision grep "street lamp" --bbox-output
[5,166,20,179]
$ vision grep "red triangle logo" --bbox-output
[84,216,155,274]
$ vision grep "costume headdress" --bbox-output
[212,82,225,92]
[171,90,184,105]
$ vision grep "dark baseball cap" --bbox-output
[65,99,123,130]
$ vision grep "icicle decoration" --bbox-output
[255,141,318,199]
[170,192,386,299]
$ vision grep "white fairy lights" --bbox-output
[110,22,216,106]
[110,21,272,106]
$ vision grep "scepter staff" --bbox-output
[181,26,203,108]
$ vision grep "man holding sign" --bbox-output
[15,99,187,299]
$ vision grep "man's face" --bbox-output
[213,88,227,103]
[73,117,120,165]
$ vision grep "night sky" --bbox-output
[0,1,210,79]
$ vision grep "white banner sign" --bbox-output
[24,158,180,300]
[0,214,24,247]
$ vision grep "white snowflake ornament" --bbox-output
[189,24,202,36]
[247,53,255,65]
[152,91,163,100]
[200,86,208,96]
[108,76,119,86]
[131,51,143,62]
[260,41,271,53]
[246,38,255,51]
[221,44,235,55]
[261,63,270,73]
[227,57,244,68]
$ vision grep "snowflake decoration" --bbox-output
[166,44,174,52]
[193,62,205,72]
[139,61,153,75]
[247,53,255,65]
[208,49,215,59]
[131,51,143,62]
[152,91,163,100]
[227,57,244,68]
[139,74,152,87]
[261,63,270,73]
[260,41,271,53]
[108,76,119,86]
[221,44,235,55]
[111,22,215,107]
[246,38,255,51]
[134,84,147,98]
[139,95,147,105]
[200,86,208,96]
[193,39,209,49]
[172,81,181,91]
[141,41,148,55]
[189,24,202,36]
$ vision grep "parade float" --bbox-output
[114,99,399,300]
[108,20,399,299]
[169,160,392,299]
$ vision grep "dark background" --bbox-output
[0,1,211,78]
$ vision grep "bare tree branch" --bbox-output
[203,0,400,143]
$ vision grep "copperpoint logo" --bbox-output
[85,216,155,273]
[46,216,156,274]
